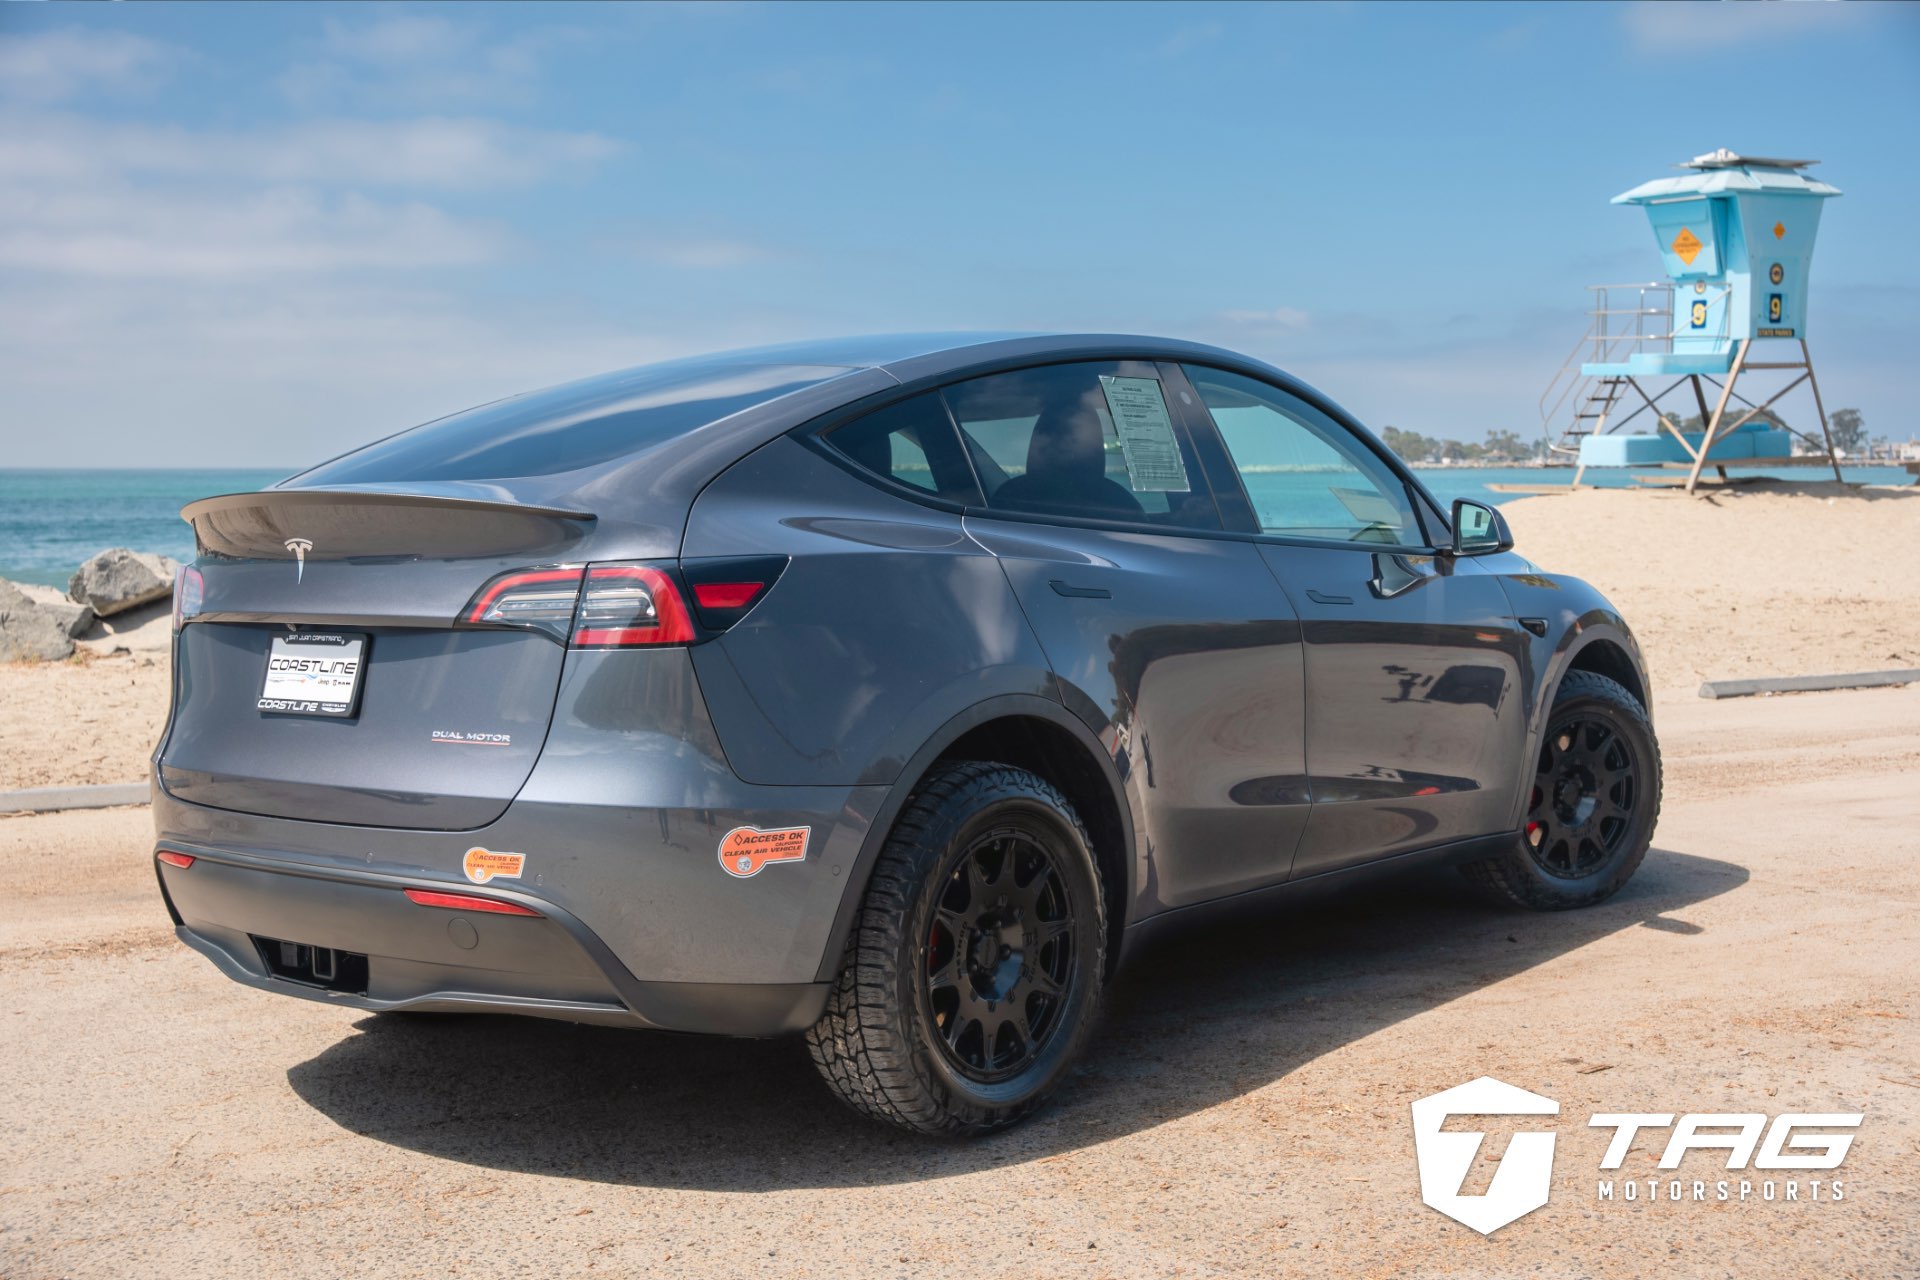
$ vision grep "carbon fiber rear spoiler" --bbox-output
[182,489,597,561]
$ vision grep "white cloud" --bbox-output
[279,14,579,109]
[0,184,503,278]
[1152,23,1224,60]
[320,14,476,65]
[1621,1,1867,53]
[0,106,620,282]
[614,233,778,269]
[0,27,181,103]
[0,276,748,467]
[0,111,619,190]
[1217,306,1312,332]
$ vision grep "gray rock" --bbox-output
[0,581,75,662]
[46,597,95,638]
[67,548,179,618]
[0,579,96,637]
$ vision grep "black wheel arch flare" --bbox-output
[813,694,1136,984]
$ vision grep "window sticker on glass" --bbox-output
[1098,376,1189,493]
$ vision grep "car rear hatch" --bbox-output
[160,488,601,830]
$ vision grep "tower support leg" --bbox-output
[1686,340,1751,495]
[1800,340,1845,485]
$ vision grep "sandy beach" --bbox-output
[4,616,1918,1278]
[1502,482,1920,693]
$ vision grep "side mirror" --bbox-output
[1449,498,1514,557]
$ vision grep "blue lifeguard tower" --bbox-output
[1540,150,1844,493]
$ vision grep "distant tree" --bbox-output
[1827,408,1867,456]
[1483,429,1525,459]
[1673,406,1791,433]
[1380,426,1435,462]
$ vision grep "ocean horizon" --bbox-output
[2,463,1911,589]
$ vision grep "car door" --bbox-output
[1175,363,1533,878]
[941,360,1312,912]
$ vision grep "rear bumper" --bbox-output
[156,843,829,1035]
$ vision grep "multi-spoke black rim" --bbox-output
[1525,714,1638,879]
[922,824,1077,1084]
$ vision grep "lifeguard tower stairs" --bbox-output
[1539,150,1844,493]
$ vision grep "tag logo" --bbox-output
[1411,1077,1559,1235]
[284,537,313,584]
[462,846,526,884]
[718,825,809,878]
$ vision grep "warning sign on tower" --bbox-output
[1671,227,1703,266]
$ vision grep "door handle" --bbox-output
[1049,579,1111,599]
[1304,589,1353,605]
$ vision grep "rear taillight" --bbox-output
[462,566,586,642]
[156,850,195,869]
[458,561,697,648]
[171,566,204,631]
[572,565,694,647]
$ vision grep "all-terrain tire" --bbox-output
[805,760,1107,1136]
[1461,669,1662,911]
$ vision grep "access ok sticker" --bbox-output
[463,846,526,885]
[719,825,810,878]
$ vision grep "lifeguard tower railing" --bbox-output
[1539,281,1732,457]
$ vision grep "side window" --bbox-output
[1183,366,1421,546]
[941,362,1221,531]
[822,392,980,503]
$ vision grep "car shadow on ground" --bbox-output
[286,846,1746,1189]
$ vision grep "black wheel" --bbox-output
[806,760,1106,1136]
[1461,669,1662,911]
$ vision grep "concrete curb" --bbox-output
[0,783,149,814]
[1699,669,1920,700]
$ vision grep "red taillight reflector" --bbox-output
[156,850,195,869]
[574,626,672,646]
[403,888,542,917]
[692,581,764,610]
[572,564,694,647]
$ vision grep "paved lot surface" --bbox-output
[3,687,1917,1279]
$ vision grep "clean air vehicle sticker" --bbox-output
[463,847,527,884]
[719,825,810,878]
[1098,375,1190,493]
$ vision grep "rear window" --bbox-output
[821,392,980,503]
[290,359,852,484]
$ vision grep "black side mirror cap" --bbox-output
[1449,498,1514,557]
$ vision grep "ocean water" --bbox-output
[0,463,1909,589]
[1407,463,1914,509]
[0,469,288,588]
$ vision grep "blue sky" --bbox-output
[1,1,1916,468]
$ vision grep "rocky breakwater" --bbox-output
[1,548,178,662]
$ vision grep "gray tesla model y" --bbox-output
[154,333,1660,1135]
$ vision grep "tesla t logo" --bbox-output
[284,537,313,583]
[1411,1077,1559,1235]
